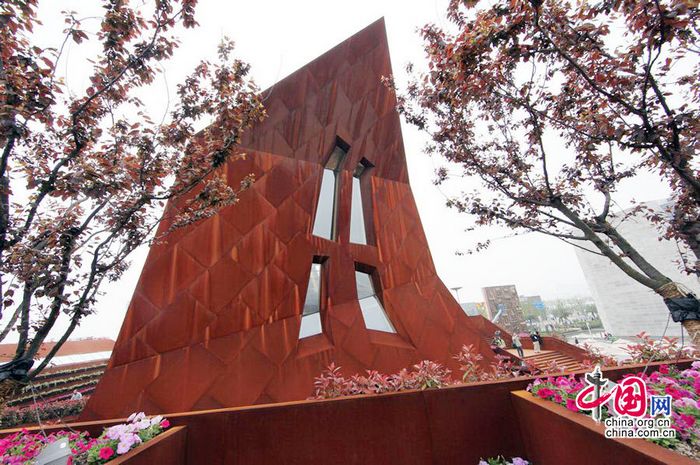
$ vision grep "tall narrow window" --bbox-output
[300,261,324,338]
[349,159,372,244]
[312,140,348,240]
[355,269,395,333]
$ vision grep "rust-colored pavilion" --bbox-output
[84,18,501,420]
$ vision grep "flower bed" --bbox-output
[0,429,93,464]
[311,361,452,399]
[84,412,170,463]
[311,333,699,401]
[33,364,107,383]
[8,379,100,406]
[311,345,533,399]
[0,412,170,464]
[1,398,87,429]
[527,363,700,460]
[21,372,103,395]
[580,332,697,369]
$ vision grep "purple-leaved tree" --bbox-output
[391,0,700,344]
[0,0,265,396]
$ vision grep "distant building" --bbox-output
[520,295,545,313]
[519,295,546,328]
[460,302,488,317]
[575,200,697,337]
[481,285,525,333]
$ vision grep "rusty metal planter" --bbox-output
[511,390,696,465]
[105,426,186,465]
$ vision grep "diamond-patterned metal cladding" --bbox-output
[83,18,499,420]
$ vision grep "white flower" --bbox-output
[116,433,141,454]
[128,412,146,423]
[105,424,128,440]
[135,419,152,431]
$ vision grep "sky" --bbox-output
[19,0,674,341]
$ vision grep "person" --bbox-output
[574,337,580,345]
[530,331,541,353]
[70,389,83,401]
[512,333,524,358]
[491,330,506,350]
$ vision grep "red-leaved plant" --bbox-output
[310,361,452,400]
[453,344,488,382]
[539,360,563,375]
[580,343,620,369]
[489,355,534,380]
[625,332,697,364]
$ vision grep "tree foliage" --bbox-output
[392,0,700,340]
[0,0,265,379]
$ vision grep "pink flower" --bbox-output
[160,419,170,428]
[99,447,115,460]
[680,414,696,428]
[554,394,563,403]
[659,365,669,374]
[555,377,570,387]
[694,377,700,394]
[673,397,697,409]
[537,388,554,399]
[566,398,579,412]
[660,376,678,386]
[666,386,682,400]
[666,384,693,400]
[116,432,141,454]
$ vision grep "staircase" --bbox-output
[524,350,581,372]
[470,316,586,373]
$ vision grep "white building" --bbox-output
[574,200,697,338]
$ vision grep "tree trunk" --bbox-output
[0,356,33,412]
[0,378,20,413]
[656,282,700,350]
[682,319,700,347]
[677,215,700,276]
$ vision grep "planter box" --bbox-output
[106,426,187,465]
[511,390,696,465]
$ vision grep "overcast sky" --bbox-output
[25,0,674,341]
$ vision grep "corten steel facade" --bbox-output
[84,19,499,420]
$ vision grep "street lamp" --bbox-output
[450,286,463,304]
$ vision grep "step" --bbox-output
[529,354,576,362]
[526,351,582,372]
